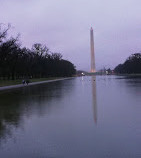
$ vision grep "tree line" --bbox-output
[114,53,141,74]
[0,24,76,80]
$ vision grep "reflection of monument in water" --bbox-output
[90,27,96,73]
[90,27,97,123]
[91,76,97,124]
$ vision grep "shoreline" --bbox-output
[115,74,141,76]
[0,77,74,92]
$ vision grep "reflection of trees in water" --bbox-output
[116,76,141,94]
[0,92,24,144]
[0,80,74,144]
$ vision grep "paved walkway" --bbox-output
[0,77,73,91]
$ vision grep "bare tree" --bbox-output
[0,24,11,43]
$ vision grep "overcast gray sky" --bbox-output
[0,0,141,71]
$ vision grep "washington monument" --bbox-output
[90,27,96,73]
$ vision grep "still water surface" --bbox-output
[0,76,141,158]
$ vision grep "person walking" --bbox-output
[22,79,25,85]
[26,79,29,85]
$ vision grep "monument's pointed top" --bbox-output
[91,27,93,30]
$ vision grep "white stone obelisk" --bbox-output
[90,27,96,72]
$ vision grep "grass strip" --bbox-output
[0,77,61,87]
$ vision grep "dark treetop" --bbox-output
[114,53,141,74]
[0,24,76,80]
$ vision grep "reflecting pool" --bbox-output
[0,76,141,158]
